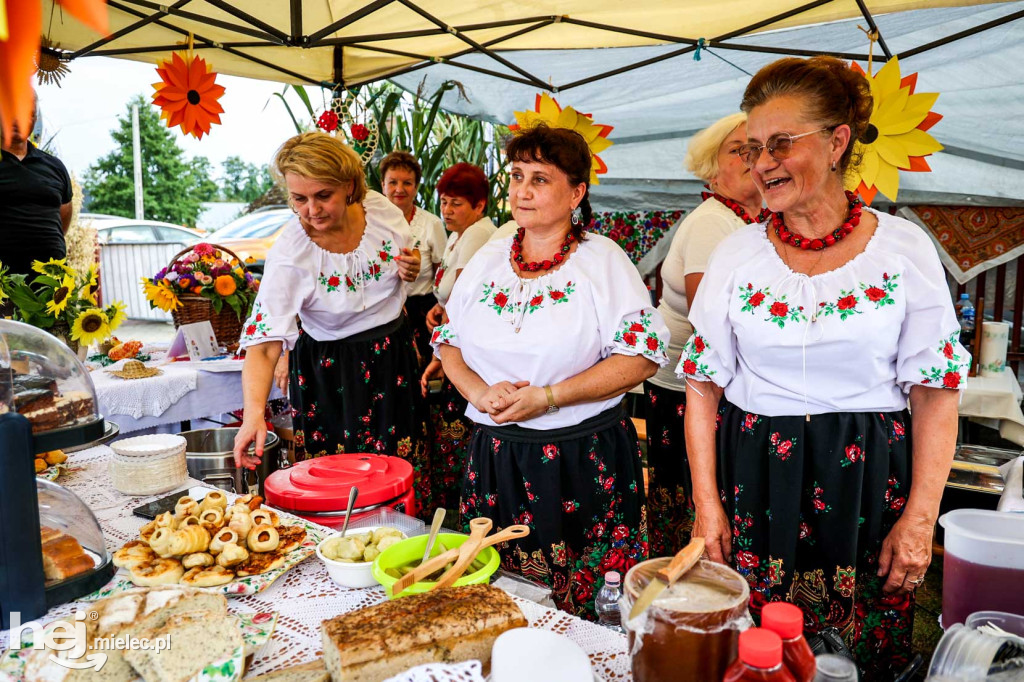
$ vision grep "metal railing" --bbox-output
[99,241,187,321]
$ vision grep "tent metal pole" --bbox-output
[91,43,224,56]
[307,0,395,44]
[342,43,544,89]
[898,8,1024,59]
[558,17,698,45]
[560,43,699,91]
[111,0,283,43]
[311,16,557,47]
[395,0,550,90]
[853,0,892,60]
[290,0,302,44]
[71,0,194,59]
[201,0,290,43]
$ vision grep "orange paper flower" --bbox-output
[151,51,225,139]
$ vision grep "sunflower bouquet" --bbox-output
[0,258,127,352]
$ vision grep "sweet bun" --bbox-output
[180,565,234,587]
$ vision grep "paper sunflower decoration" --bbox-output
[847,57,942,204]
[152,51,225,139]
[0,0,108,144]
[510,93,614,185]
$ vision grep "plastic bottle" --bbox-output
[812,654,858,681]
[595,571,623,630]
[761,602,816,682]
[955,293,976,346]
[723,628,796,681]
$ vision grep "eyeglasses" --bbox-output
[735,128,831,168]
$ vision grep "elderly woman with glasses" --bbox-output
[678,57,968,674]
[644,112,765,559]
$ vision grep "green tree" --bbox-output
[189,156,219,202]
[221,156,273,202]
[82,95,208,226]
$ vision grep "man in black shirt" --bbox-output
[1,102,73,277]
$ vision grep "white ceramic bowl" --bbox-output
[316,525,407,589]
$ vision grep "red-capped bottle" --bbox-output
[761,602,816,682]
[723,628,796,681]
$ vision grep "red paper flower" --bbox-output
[351,124,369,141]
[317,110,339,132]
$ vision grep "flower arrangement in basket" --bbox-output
[142,243,257,348]
[0,258,127,353]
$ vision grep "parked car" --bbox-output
[94,218,203,245]
[204,207,292,274]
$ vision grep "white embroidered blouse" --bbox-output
[406,207,447,297]
[676,208,970,416]
[239,191,412,350]
[431,233,670,429]
[432,216,495,306]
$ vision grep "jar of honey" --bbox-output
[622,558,752,682]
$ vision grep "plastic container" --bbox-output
[372,532,500,599]
[723,628,796,681]
[927,622,1024,680]
[108,435,188,495]
[938,509,1024,626]
[955,293,976,346]
[264,453,417,528]
[761,602,815,682]
[965,611,1024,638]
[596,571,623,630]
[812,654,858,681]
[622,558,751,682]
[316,526,408,589]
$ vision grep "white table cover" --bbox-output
[1,446,632,680]
[960,369,1024,447]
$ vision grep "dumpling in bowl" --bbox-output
[330,536,366,561]
[372,526,403,543]
[376,535,403,552]
[363,545,381,562]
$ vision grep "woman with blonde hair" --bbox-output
[233,132,433,514]
[644,112,765,557]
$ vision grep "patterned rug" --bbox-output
[901,206,1024,284]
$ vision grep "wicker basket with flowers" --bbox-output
[142,243,257,349]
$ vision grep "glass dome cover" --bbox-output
[0,319,100,436]
[36,477,111,582]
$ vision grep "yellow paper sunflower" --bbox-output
[71,308,111,347]
[847,57,942,204]
[45,275,76,317]
[510,93,614,185]
[152,51,226,139]
[105,300,128,331]
[32,257,77,280]
[0,280,8,307]
[80,263,99,305]
[142,278,182,312]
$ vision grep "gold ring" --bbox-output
[906,576,925,585]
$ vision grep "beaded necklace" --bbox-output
[701,188,771,224]
[773,190,862,251]
[511,227,575,272]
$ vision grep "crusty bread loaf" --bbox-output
[123,611,242,682]
[320,584,527,682]
[244,660,329,682]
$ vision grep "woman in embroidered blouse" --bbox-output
[644,112,765,558]
[232,132,434,514]
[418,163,496,514]
[432,124,669,619]
[380,151,446,367]
[678,57,968,673]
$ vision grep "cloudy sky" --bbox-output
[36,56,329,179]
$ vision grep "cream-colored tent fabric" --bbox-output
[41,0,1015,87]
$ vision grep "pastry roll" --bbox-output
[247,525,280,553]
[169,526,211,556]
[198,490,228,512]
[154,512,176,529]
[174,496,198,519]
[199,508,224,526]
[182,552,215,569]
[148,527,176,558]
[209,529,238,555]
[228,511,253,538]
[215,543,249,568]
[180,516,201,527]
[250,510,274,527]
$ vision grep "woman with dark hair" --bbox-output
[419,162,495,514]
[680,56,967,673]
[432,124,669,619]
[380,151,446,366]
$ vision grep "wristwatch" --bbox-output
[544,385,559,414]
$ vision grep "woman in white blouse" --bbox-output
[432,125,669,619]
[679,57,968,673]
[644,112,766,559]
[419,163,495,515]
[380,151,446,367]
[232,133,434,515]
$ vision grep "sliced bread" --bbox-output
[243,660,330,682]
[123,611,242,682]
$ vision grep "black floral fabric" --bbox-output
[289,316,432,517]
[404,292,436,367]
[461,407,649,620]
[717,401,915,676]
[642,381,695,557]
[427,378,474,517]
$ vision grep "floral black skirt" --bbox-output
[289,315,432,516]
[427,378,474,517]
[643,381,695,557]
[461,405,649,620]
[717,401,914,677]
[405,292,436,367]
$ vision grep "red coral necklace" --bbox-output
[511,227,575,272]
[774,190,862,251]
[701,188,771,224]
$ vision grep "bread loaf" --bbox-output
[40,525,94,581]
[124,611,242,682]
[320,584,527,682]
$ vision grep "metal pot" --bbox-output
[178,428,281,496]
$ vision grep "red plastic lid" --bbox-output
[264,454,413,513]
[738,628,783,669]
[761,602,804,639]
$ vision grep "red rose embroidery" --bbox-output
[894,421,905,436]
[769,301,789,317]
[890,497,906,511]
[602,476,615,491]
[845,444,863,462]
[431,330,441,343]
[778,440,793,456]
[530,295,544,307]
[369,263,380,276]
[612,525,630,541]
[563,500,576,513]
[749,292,766,307]
[378,250,389,261]
[494,292,508,309]
[646,336,659,351]
[864,286,886,302]
[245,324,257,336]
[550,291,565,300]
[592,522,606,537]
[744,414,757,430]
[434,267,445,288]
[622,332,638,346]
[736,551,759,569]
[693,336,706,353]
[943,372,961,388]
[542,444,558,460]
[943,342,954,359]
[837,295,857,310]
[682,359,697,375]
[351,123,369,141]
[327,276,340,288]
[345,276,354,289]
[813,499,826,511]
[629,322,645,332]
[255,313,263,322]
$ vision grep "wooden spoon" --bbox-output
[628,538,705,621]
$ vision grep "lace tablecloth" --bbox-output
[3,446,632,680]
